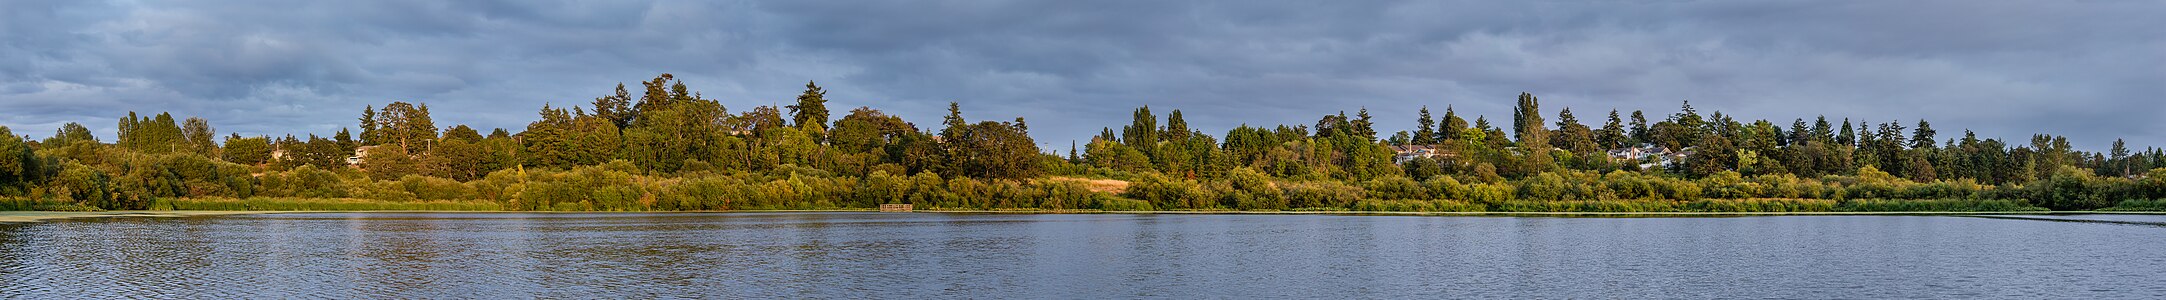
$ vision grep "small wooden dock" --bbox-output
[879,204,914,212]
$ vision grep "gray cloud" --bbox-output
[2,0,2159,151]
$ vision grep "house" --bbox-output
[1390,145,1448,164]
[346,145,379,165]
[1606,145,1693,169]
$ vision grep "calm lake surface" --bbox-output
[2,212,2163,298]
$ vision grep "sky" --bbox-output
[3,0,2161,152]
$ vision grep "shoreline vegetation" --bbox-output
[3,74,2165,215]
[4,204,2160,224]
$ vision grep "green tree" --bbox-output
[1597,109,1627,149]
[1628,110,1649,146]
[426,138,491,181]
[1122,106,1158,151]
[1440,105,1467,143]
[1511,93,1552,174]
[520,104,579,168]
[2110,139,2131,177]
[1551,107,1598,154]
[1352,107,1376,141]
[1413,106,1437,145]
[0,126,42,196]
[1837,118,1856,146]
[787,81,832,136]
[221,134,273,165]
[44,122,98,147]
[1910,119,1937,150]
[119,112,184,153]
[362,146,421,181]
[1086,138,1152,172]
[373,102,439,151]
[591,83,636,130]
[358,105,380,145]
[946,120,1041,179]
[182,117,217,155]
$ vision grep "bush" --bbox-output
[1281,180,1362,209]
[2103,199,2166,211]
[153,198,502,211]
[1685,199,1837,212]
[1363,176,1427,200]
[1840,198,2044,212]
[1094,196,1155,211]
[1350,199,1485,212]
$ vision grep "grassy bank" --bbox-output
[0,211,277,223]
[2101,199,2166,212]
[149,198,504,211]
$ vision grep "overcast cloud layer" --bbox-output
[3,0,2161,151]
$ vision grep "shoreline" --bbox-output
[4,209,2161,223]
[0,211,283,223]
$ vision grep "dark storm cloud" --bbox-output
[2,0,2160,151]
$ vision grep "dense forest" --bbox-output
[3,74,2164,212]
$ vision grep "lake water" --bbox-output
[2,212,2162,298]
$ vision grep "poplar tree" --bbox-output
[1122,106,1158,149]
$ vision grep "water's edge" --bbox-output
[5,209,2160,223]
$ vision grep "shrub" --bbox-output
[1840,198,2043,212]
[2103,199,2166,212]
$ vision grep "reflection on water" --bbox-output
[2,213,2163,298]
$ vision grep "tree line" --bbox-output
[2,74,2162,212]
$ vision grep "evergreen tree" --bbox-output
[1628,110,1649,146]
[1440,105,1467,142]
[1837,118,1856,146]
[1413,106,1436,145]
[2111,139,2131,177]
[1910,119,1937,150]
[1164,110,1190,141]
[1786,118,1809,146]
[359,105,379,145]
[591,83,636,130]
[1551,108,1597,154]
[1597,109,1627,149]
[1352,107,1376,141]
[787,80,832,135]
[1812,116,1833,144]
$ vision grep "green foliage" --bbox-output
[2102,199,2166,211]
[1838,199,2042,212]
[0,126,43,197]
[15,76,2166,214]
[221,135,273,165]
[788,81,832,135]
[1350,199,1484,212]
[0,198,93,211]
[153,198,501,211]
